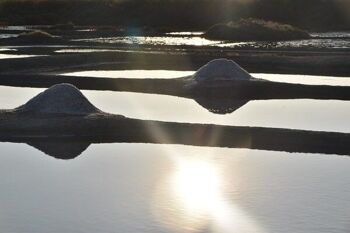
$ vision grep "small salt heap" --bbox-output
[16,83,101,115]
[193,58,252,83]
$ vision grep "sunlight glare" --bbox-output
[152,149,263,233]
[172,158,222,214]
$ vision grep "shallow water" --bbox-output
[0,54,40,59]
[0,34,17,39]
[0,25,31,31]
[73,31,350,49]
[166,31,203,36]
[0,48,16,52]
[55,48,169,54]
[74,36,219,46]
[0,142,349,233]
[310,31,350,38]
[272,38,350,49]
[55,48,121,53]
[254,73,350,86]
[62,70,350,86]
[219,38,350,49]
[63,70,194,79]
[1,84,350,133]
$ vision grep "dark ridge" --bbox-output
[49,22,75,30]
[14,30,65,44]
[18,30,55,39]
[204,19,310,41]
[1,118,350,157]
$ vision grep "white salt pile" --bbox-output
[16,83,101,115]
[193,58,252,82]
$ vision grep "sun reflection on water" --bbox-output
[172,158,221,214]
[152,149,262,233]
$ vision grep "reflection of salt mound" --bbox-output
[27,141,90,160]
[193,58,252,83]
[16,83,101,115]
[195,97,248,114]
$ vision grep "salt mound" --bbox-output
[16,83,101,115]
[17,30,55,39]
[193,58,252,82]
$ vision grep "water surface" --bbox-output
[55,48,120,53]
[73,32,350,49]
[0,142,349,233]
[62,70,350,86]
[0,34,17,39]
[310,31,350,38]
[63,70,194,79]
[0,54,39,59]
[74,36,219,46]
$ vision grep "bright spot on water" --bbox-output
[172,158,221,213]
[152,151,262,233]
